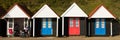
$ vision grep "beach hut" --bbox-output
[1,3,32,37]
[88,4,116,36]
[32,4,59,37]
[61,3,88,36]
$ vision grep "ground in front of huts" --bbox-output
[1,36,120,40]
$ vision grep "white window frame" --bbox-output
[9,18,14,28]
[8,18,14,35]
[9,19,13,28]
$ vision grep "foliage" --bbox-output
[0,0,120,18]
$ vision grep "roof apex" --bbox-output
[32,4,59,18]
[88,4,116,19]
[61,2,88,17]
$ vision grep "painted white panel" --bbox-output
[3,5,29,18]
[76,18,79,27]
[32,5,59,18]
[33,19,35,37]
[56,18,58,36]
[110,21,112,36]
[91,6,115,18]
[61,3,88,17]
[62,17,64,35]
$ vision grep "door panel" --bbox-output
[14,18,24,37]
[95,19,106,35]
[41,18,53,35]
[69,18,80,35]
[8,19,14,35]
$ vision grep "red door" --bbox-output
[69,18,80,35]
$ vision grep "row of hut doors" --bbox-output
[7,18,53,36]
[68,18,106,35]
[6,18,106,36]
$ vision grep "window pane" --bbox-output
[96,19,99,23]
[9,19,13,22]
[9,19,13,28]
[96,23,99,28]
[9,24,12,28]
[24,19,28,27]
[101,19,105,28]
[43,19,46,22]
[25,19,27,22]
[43,23,46,25]
[76,18,79,27]
[69,18,73,27]
[43,19,46,21]
[48,19,52,28]
[42,19,46,28]
[42,23,46,28]
[96,19,99,28]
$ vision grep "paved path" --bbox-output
[1,36,120,40]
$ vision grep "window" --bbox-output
[24,18,28,28]
[69,18,73,27]
[48,19,52,28]
[9,19,13,28]
[96,19,99,28]
[76,18,79,27]
[42,19,46,28]
[101,19,105,28]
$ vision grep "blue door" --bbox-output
[41,18,53,35]
[95,19,106,35]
